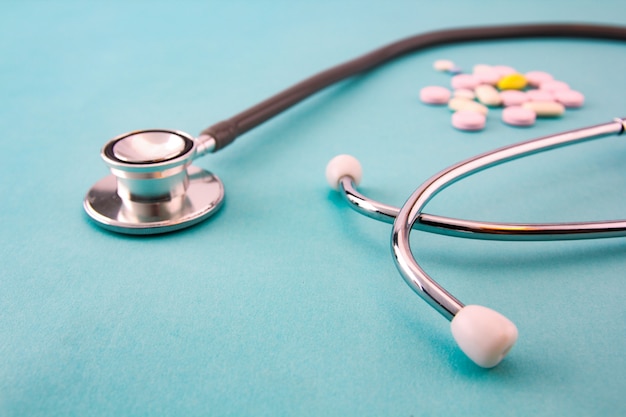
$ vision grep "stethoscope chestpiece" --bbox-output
[83,129,224,234]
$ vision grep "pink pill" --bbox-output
[502,106,536,127]
[500,90,529,106]
[452,110,486,131]
[474,70,501,85]
[540,80,570,92]
[420,85,451,104]
[492,65,517,77]
[451,74,480,90]
[527,89,555,102]
[454,88,475,100]
[554,90,585,108]
[525,71,554,87]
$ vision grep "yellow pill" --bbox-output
[497,73,528,90]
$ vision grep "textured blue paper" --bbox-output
[1,1,625,416]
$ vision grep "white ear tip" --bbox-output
[325,154,362,191]
[451,305,518,368]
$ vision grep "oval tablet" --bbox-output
[525,70,554,87]
[522,101,565,117]
[448,97,489,115]
[451,74,480,90]
[540,80,570,92]
[452,110,486,131]
[420,85,451,104]
[473,64,493,74]
[500,90,528,106]
[497,73,528,90]
[454,89,475,100]
[475,84,502,106]
[554,90,584,108]
[502,106,536,126]
[433,59,455,71]
[474,70,501,85]
[492,65,517,77]
[527,89,555,102]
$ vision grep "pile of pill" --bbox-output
[420,59,585,131]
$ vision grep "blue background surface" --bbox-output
[1,1,625,415]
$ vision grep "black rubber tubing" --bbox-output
[201,23,626,151]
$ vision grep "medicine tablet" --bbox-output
[433,59,455,71]
[497,73,528,90]
[451,74,480,90]
[474,70,501,85]
[502,106,536,126]
[527,89,555,102]
[454,89,475,100]
[554,90,584,108]
[475,84,502,106]
[540,80,570,92]
[420,85,451,104]
[452,110,486,131]
[500,90,528,107]
[473,64,493,74]
[522,101,565,117]
[525,71,554,87]
[492,65,517,77]
[448,97,489,115]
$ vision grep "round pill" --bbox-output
[452,110,486,131]
[492,65,517,77]
[475,84,502,106]
[448,66,463,75]
[540,80,570,92]
[502,106,536,126]
[500,90,528,106]
[451,74,480,90]
[525,70,554,87]
[554,90,584,108]
[527,89,555,102]
[497,73,528,90]
[420,85,451,104]
[448,97,489,115]
[433,59,455,71]
[454,89,475,100]
[522,101,565,117]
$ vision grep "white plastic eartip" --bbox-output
[325,154,362,191]
[450,305,518,368]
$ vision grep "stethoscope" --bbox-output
[84,23,626,368]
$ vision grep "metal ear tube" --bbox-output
[327,118,626,367]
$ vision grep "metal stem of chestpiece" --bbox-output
[83,130,224,234]
[194,134,217,158]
